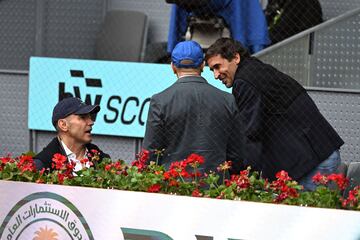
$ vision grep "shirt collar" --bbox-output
[176,75,207,84]
[60,140,88,159]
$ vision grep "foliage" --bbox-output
[1,150,359,211]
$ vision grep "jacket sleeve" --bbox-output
[232,79,264,172]
[142,96,165,163]
[86,143,110,162]
[100,150,110,160]
[226,101,246,174]
[33,158,45,171]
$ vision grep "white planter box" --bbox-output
[1,180,360,240]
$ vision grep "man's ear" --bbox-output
[199,61,205,72]
[171,62,177,75]
[234,53,241,64]
[57,119,68,132]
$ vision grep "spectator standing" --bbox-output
[143,40,244,174]
[205,38,343,190]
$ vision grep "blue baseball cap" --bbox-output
[52,97,100,128]
[171,40,204,68]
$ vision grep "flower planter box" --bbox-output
[1,180,360,240]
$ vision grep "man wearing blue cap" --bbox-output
[34,97,110,171]
[143,40,244,173]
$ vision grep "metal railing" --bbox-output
[255,7,360,91]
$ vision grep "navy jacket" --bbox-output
[34,137,110,171]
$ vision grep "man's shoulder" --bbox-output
[151,83,176,99]
[34,137,62,165]
[205,84,235,101]
[151,76,233,102]
[86,142,111,159]
[86,142,101,151]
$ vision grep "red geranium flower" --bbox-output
[91,149,99,154]
[275,170,292,181]
[132,149,150,171]
[226,174,250,189]
[64,162,76,177]
[272,170,299,203]
[147,184,161,193]
[342,186,360,208]
[16,155,36,173]
[185,153,205,168]
[192,189,202,197]
[57,173,65,184]
[312,172,328,185]
[1,155,14,165]
[51,153,67,170]
[80,158,89,165]
[168,179,179,187]
[327,173,349,190]
[105,164,112,171]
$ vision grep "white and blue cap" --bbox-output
[171,40,204,68]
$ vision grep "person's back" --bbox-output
[147,76,240,171]
[143,40,243,173]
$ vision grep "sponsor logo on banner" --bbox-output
[0,192,94,240]
[59,70,104,122]
[58,69,151,125]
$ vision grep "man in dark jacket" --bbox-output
[205,38,344,190]
[143,40,244,174]
[34,97,110,171]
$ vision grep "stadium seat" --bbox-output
[95,10,148,62]
[344,162,360,197]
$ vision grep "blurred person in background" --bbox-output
[143,40,244,174]
[205,37,343,191]
[34,97,110,171]
[265,0,323,44]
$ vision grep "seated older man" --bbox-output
[34,97,110,171]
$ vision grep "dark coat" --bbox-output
[34,137,110,171]
[232,57,344,180]
[143,76,245,174]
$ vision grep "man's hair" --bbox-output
[205,38,251,61]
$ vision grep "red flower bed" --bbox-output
[0,150,359,211]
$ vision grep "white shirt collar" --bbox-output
[60,140,74,157]
[59,140,89,172]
